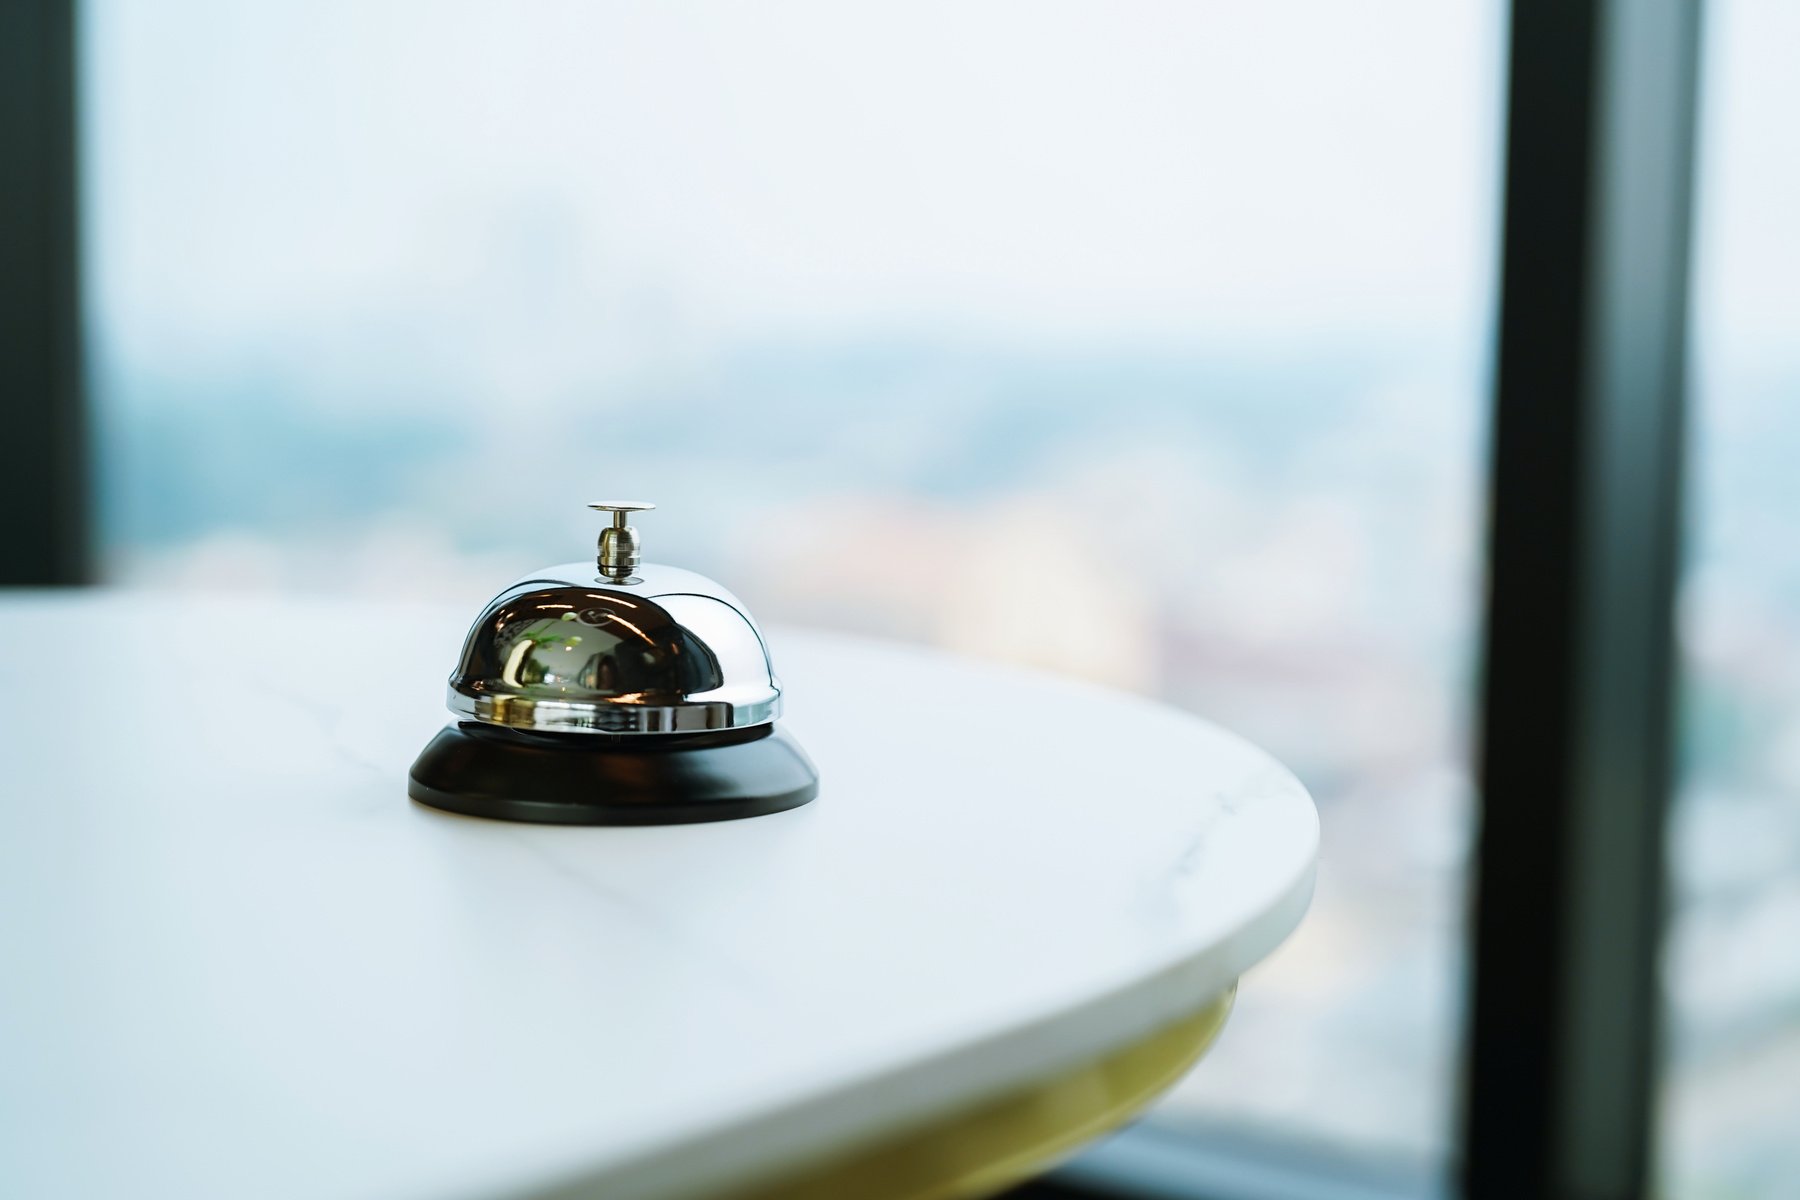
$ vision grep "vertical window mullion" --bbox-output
[0,0,88,586]
[1465,0,1702,1197]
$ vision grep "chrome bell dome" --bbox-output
[446,502,782,735]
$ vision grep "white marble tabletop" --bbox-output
[0,592,1316,1200]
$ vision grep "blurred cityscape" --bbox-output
[83,0,1796,1196]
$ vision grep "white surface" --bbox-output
[0,592,1317,1200]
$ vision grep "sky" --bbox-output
[82,0,1507,381]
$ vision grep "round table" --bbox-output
[0,592,1316,1200]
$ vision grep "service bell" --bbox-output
[408,502,820,825]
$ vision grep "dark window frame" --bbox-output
[1,0,89,586]
[1462,0,1700,1195]
[8,0,1704,1196]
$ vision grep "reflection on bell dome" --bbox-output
[447,563,781,734]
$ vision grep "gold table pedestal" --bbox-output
[740,985,1237,1200]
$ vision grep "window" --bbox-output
[84,0,1503,1182]
[1663,1,1800,1194]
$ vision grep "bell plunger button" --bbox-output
[589,500,655,582]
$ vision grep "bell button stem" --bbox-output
[590,500,655,581]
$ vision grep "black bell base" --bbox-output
[409,722,819,826]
